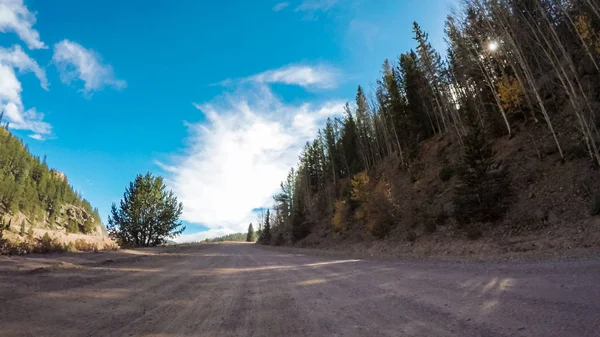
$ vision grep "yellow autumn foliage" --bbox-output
[351,171,370,203]
[497,75,523,113]
[575,14,600,55]
[576,15,593,41]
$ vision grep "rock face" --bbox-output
[52,170,67,183]
[58,205,104,235]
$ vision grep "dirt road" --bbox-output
[1,243,599,336]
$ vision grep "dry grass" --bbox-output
[1,231,118,256]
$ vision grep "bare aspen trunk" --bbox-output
[488,1,564,159]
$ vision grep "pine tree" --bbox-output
[291,169,310,241]
[27,224,34,240]
[340,104,362,176]
[19,220,25,236]
[246,223,255,242]
[399,50,436,143]
[262,209,272,244]
[323,119,340,183]
[355,86,374,170]
[413,22,451,132]
[453,103,510,226]
[107,173,185,247]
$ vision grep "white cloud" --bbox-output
[163,84,344,239]
[295,0,338,19]
[246,64,340,89]
[272,2,290,12]
[52,39,126,94]
[296,0,338,12]
[0,0,45,49]
[28,133,43,140]
[0,45,47,88]
[0,45,51,138]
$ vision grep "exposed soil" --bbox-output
[1,243,599,336]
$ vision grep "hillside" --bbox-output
[0,124,112,252]
[254,1,600,258]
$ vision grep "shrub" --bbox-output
[369,210,395,239]
[64,242,75,252]
[33,233,65,254]
[332,200,349,232]
[74,239,98,252]
[1,239,34,255]
[439,165,455,182]
[351,172,370,203]
[366,181,396,239]
[103,241,119,251]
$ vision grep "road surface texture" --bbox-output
[1,243,599,337]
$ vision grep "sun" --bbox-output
[488,41,499,52]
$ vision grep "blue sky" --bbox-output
[0,0,455,241]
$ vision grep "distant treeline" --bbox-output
[204,232,246,242]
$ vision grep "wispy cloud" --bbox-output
[219,64,341,89]
[0,0,46,49]
[28,133,44,140]
[295,0,338,19]
[272,2,290,12]
[0,45,47,89]
[0,45,51,139]
[52,40,126,95]
[296,0,338,12]
[162,84,344,241]
[348,19,379,51]
[251,64,340,88]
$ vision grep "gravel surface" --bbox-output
[1,243,599,336]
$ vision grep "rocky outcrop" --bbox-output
[51,169,67,183]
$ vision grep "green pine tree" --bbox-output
[262,209,271,244]
[246,223,255,242]
[19,220,25,236]
[27,224,34,240]
[453,104,510,227]
[107,173,185,247]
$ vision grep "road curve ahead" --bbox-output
[1,243,599,336]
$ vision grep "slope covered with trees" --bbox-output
[0,120,102,234]
[259,0,600,251]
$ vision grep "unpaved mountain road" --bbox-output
[1,243,599,337]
